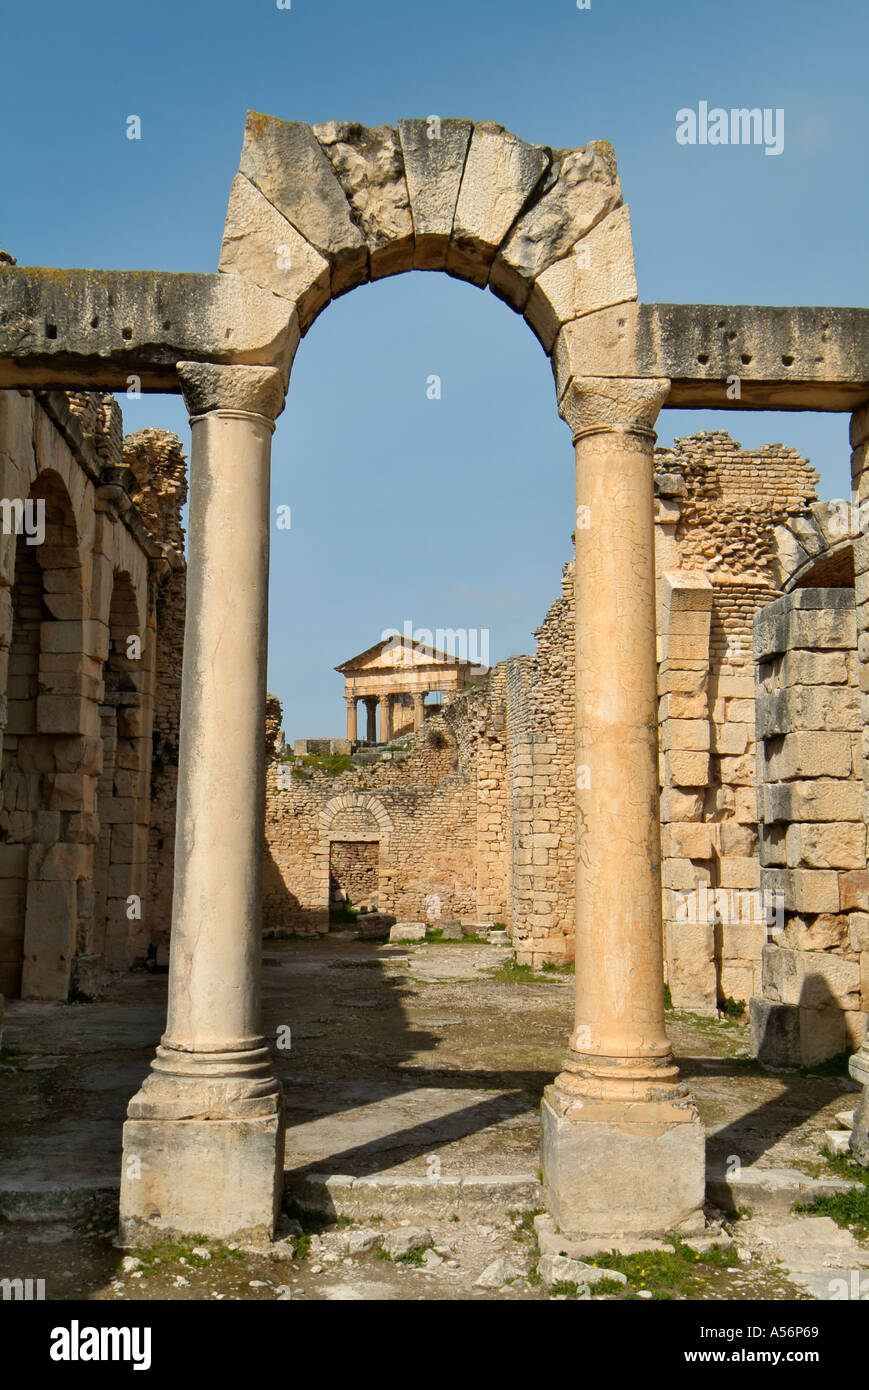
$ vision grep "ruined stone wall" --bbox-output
[751,588,867,1065]
[123,428,187,952]
[262,430,849,1019]
[653,432,820,1012]
[0,390,185,999]
[263,710,478,932]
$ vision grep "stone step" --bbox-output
[706,1162,860,1217]
[824,1129,853,1156]
[285,1172,542,1222]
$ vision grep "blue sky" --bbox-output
[2,0,866,737]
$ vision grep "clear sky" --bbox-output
[2,0,866,738]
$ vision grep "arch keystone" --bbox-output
[398,118,473,271]
[447,123,550,287]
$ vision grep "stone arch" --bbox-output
[218,113,637,363]
[772,501,856,591]
[319,792,393,836]
[0,468,89,999]
[319,794,393,919]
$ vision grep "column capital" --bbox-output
[177,362,286,426]
[558,375,670,443]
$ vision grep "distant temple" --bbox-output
[335,634,488,743]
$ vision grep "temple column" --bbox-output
[119,362,286,1244]
[380,693,393,743]
[346,694,358,743]
[365,697,378,743]
[541,376,705,1238]
[848,402,869,1162]
[412,692,426,730]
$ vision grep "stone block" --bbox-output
[762,779,861,825]
[20,880,75,1000]
[541,1090,705,1240]
[219,173,331,331]
[665,917,716,1015]
[660,788,704,822]
[712,722,750,756]
[717,856,761,889]
[766,731,853,781]
[663,822,715,860]
[661,750,710,786]
[750,996,801,1067]
[448,123,550,286]
[315,122,414,280]
[523,204,636,350]
[661,719,710,753]
[761,943,860,1008]
[119,1114,284,1244]
[398,118,473,270]
[785,822,866,870]
[238,112,367,294]
[389,922,426,942]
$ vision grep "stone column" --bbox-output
[346,694,358,743]
[541,377,705,1239]
[412,692,426,730]
[380,693,393,744]
[365,697,378,743]
[848,402,869,1162]
[119,363,286,1244]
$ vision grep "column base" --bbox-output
[541,1084,706,1240]
[849,1052,869,1164]
[118,1108,285,1246]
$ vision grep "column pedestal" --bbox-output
[542,377,705,1240]
[119,363,286,1245]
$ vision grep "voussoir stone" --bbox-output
[524,204,637,352]
[492,142,623,311]
[447,122,550,287]
[239,111,368,296]
[219,174,331,332]
[398,118,473,270]
[314,122,413,280]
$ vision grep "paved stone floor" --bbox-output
[0,936,867,1300]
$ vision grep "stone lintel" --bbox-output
[554,303,869,412]
[0,266,298,391]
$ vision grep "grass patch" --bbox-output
[395,1245,428,1267]
[292,752,355,778]
[490,960,566,985]
[794,1146,869,1237]
[718,995,746,1020]
[540,961,575,975]
[130,1236,244,1273]
[573,1236,738,1298]
[663,982,673,1010]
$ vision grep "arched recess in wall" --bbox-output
[319,793,393,915]
[773,501,855,591]
[0,470,86,999]
[94,570,150,974]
